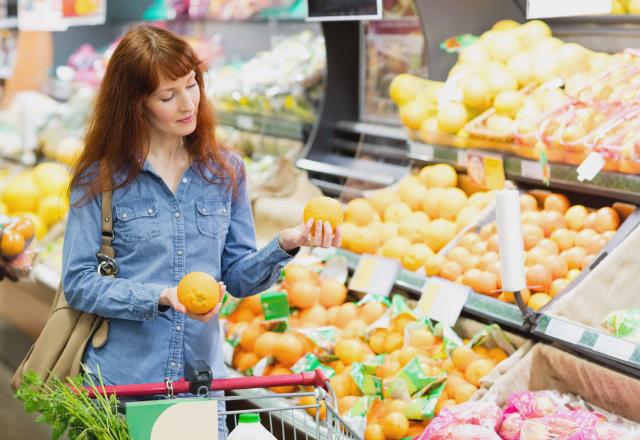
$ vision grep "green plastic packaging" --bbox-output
[260,291,290,321]
[390,295,416,319]
[220,294,240,317]
[342,396,373,439]
[383,357,445,401]
[294,326,339,352]
[357,294,391,307]
[351,355,385,397]
[603,309,640,343]
[403,381,446,421]
[291,353,336,379]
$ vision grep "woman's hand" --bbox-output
[278,219,342,252]
[159,281,226,323]
[0,259,18,282]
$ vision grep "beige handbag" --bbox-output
[11,177,116,390]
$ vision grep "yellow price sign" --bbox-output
[467,151,505,190]
[416,277,470,327]
[348,255,400,297]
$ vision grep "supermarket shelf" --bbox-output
[408,140,640,205]
[534,315,640,379]
[0,17,17,29]
[297,156,406,187]
[335,120,407,141]
[217,111,310,141]
[335,248,526,332]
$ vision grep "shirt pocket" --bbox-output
[113,199,161,243]
[195,197,230,239]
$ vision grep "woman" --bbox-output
[61,25,340,437]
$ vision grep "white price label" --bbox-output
[593,334,636,360]
[236,115,254,130]
[348,255,400,297]
[412,143,434,161]
[545,318,584,344]
[457,150,468,167]
[527,0,611,18]
[416,277,469,327]
[577,152,605,182]
[521,160,544,181]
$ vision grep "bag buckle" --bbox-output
[97,254,119,276]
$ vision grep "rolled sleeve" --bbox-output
[62,186,168,321]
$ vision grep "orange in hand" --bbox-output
[13,218,36,241]
[1,230,25,257]
[303,196,343,235]
[177,272,220,315]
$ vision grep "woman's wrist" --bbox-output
[278,230,297,252]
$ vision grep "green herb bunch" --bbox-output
[14,369,129,440]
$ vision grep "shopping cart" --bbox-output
[85,364,362,440]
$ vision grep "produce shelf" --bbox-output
[334,248,526,332]
[217,110,310,141]
[408,140,640,205]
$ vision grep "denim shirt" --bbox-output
[61,155,296,390]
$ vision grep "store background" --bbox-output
[1,0,640,438]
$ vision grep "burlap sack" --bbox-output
[479,343,640,422]
[249,157,322,246]
[549,222,640,328]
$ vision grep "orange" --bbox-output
[452,347,479,371]
[437,188,468,220]
[465,358,495,386]
[345,198,376,226]
[349,226,381,254]
[327,306,340,326]
[488,347,508,363]
[303,196,344,235]
[364,423,385,440]
[384,201,413,223]
[382,412,409,439]
[13,218,36,241]
[254,332,279,359]
[1,230,25,257]
[239,323,264,352]
[284,264,312,284]
[273,334,303,366]
[408,328,435,350]
[424,254,446,276]
[319,278,347,307]
[335,338,365,365]
[242,294,263,315]
[399,180,428,211]
[338,396,359,414]
[337,302,358,328]
[419,164,458,188]
[526,264,552,292]
[544,193,570,213]
[422,219,457,252]
[368,329,387,354]
[384,331,404,353]
[361,301,386,324]
[528,293,552,311]
[288,280,319,308]
[269,366,296,393]
[593,207,620,233]
[299,304,328,326]
[402,243,434,271]
[520,193,539,211]
[177,272,220,315]
[229,308,255,323]
[382,236,412,260]
[235,352,259,371]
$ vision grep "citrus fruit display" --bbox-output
[303,196,344,235]
[436,192,622,309]
[177,271,221,315]
[340,163,495,270]
[221,260,513,439]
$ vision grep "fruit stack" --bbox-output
[340,163,496,271]
[0,162,71,240]
[434,192,623,310]
[0,215,38,277]
[222,261,515,440]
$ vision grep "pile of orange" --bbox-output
[1,217,36,258]
[434,192,621,310]
[340,164,497,271]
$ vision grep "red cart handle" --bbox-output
[85,369,330,399]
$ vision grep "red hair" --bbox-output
[70,25,237,202]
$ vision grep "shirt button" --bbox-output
[147,208,154,215]
[175,212,181,218]
[122,213,128,219]
[182,177,188,183]
[171,361,177,367]
[177,250,183,256]
[176,325,181,331]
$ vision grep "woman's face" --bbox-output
[144,70,200,138]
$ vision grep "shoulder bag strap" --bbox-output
[96,161,118,276]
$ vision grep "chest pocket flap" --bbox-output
[114,199,160,242]
[195,198,230,238]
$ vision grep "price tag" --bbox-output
[467,151,505,190]
[545,318,584,345]
[457,150,468,167]
[593,334,636,360]
[236,115,254,130]
[412,143,434,161]
[577,152,605,182]
[348,255,400,297]
[521,160,544,181]
[527,0,611,18]
[416,277,470,327]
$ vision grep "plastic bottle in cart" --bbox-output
[228,413,277,440]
